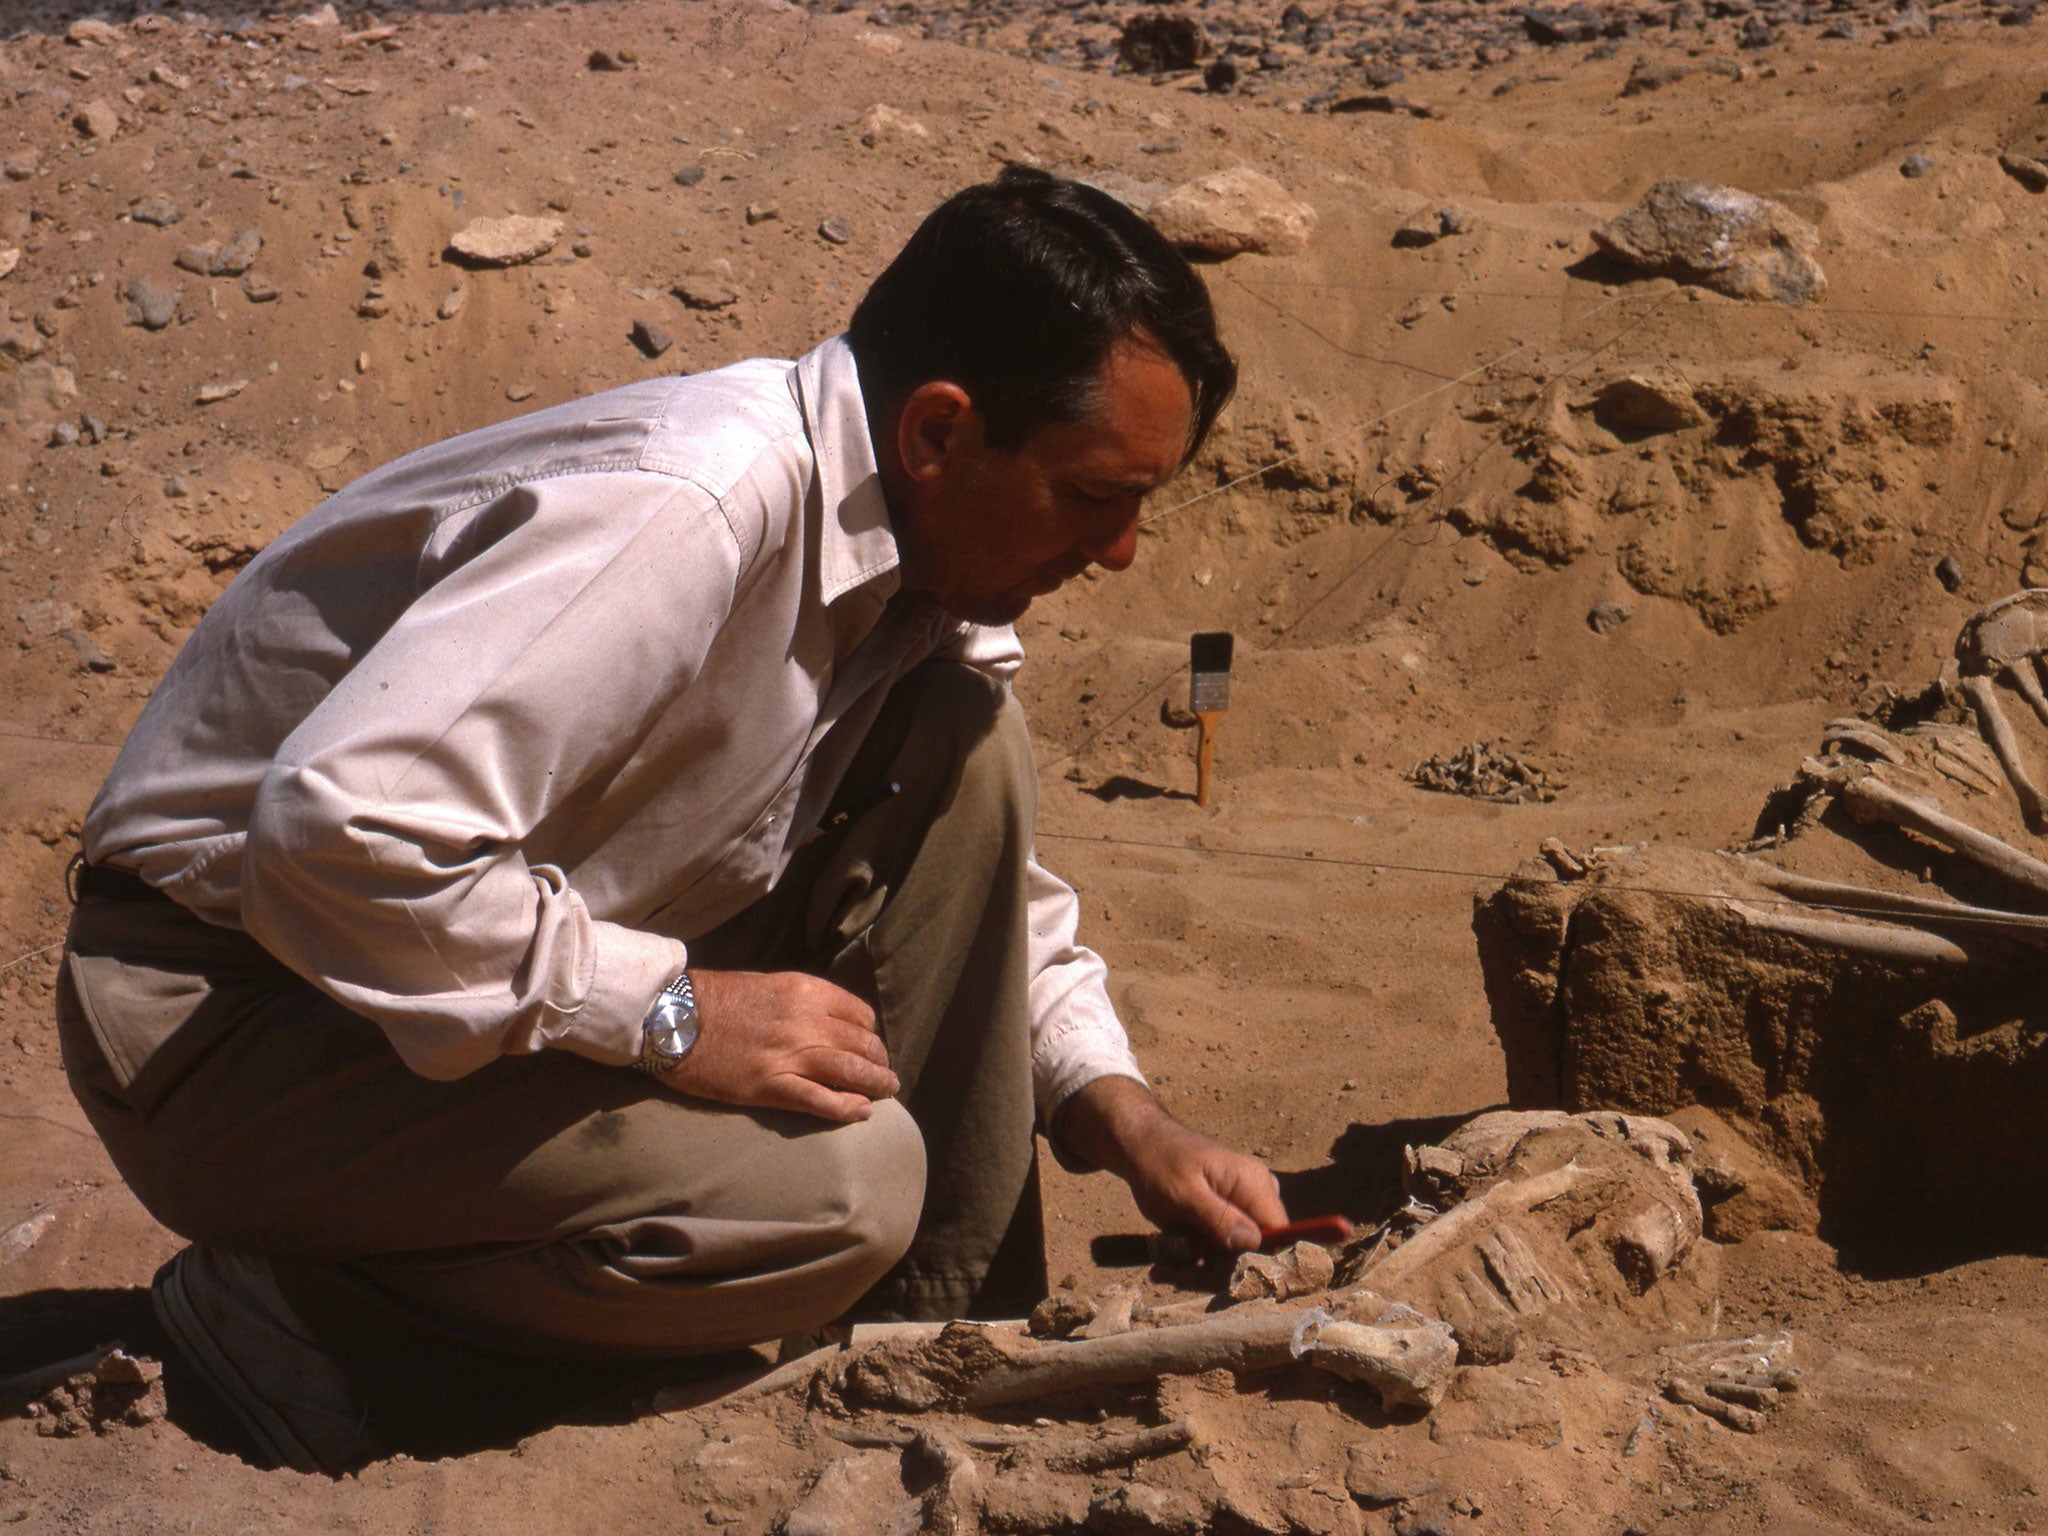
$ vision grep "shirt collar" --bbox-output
[791,335,901,606]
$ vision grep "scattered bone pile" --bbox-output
[690,1109,1760,1535]
[1408,740,1563,803]
[1478,589,2048,1256]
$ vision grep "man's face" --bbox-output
[890,333,1196,627]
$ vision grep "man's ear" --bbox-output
[895,381,975,486]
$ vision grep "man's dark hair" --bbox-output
[847,165,1237,457]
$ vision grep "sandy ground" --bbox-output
[1,0,2045,1531]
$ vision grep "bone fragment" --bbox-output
[1734,859,2048,943]
[1837,771,2048,900]
[1662,1375,1763,1433]
[1045,1419,1196,1472]
[950,1305,1455,1413]
[1703,1380,1780,1411]
[1959,674,2048,832]
[1352,1163,1586,1292]
[1727,901,1976,965]
[1821,720,1905,764]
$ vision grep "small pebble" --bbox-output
[818,216,853,245]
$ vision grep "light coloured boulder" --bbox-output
[0,360,79,424]
[1146,167,1316,258]
[445,215,562,268]
[1593,178,1825,305]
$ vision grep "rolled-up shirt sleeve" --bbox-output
[938,621,1149,1128]
[241,472,740,1080]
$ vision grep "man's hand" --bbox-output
[657,969,898,1124]
[1058,1076,1286,1252]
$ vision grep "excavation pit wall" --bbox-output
[1475,847,2048,1266]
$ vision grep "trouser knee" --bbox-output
[799,1097,927,1324]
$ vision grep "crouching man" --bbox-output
[56,166,1285,1472]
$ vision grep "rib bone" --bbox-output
[1836,772,2048,902]
[1732,860,2048,950]
[1959,674,2048,832]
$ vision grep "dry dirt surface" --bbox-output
[3,0,2047,1531]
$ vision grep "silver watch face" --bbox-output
[643,991,699,1069]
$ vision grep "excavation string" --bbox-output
[1033,829,2048,936]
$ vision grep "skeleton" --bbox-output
[1476,590,2048,1251]
[1702,590,2048,961]
[1952,588,2048,831]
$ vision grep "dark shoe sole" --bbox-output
[151,1251,325,1474]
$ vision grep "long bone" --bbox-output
[1836,771,2048,902]
[1959,674,2048,832]
[1726,901,1976,966]
[1732,859,2048,951]
[2005,656,2048,733]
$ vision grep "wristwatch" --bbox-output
[637,971,700,1077]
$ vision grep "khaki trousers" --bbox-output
[57,663,1047,1442]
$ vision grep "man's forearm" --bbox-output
[1055,1075,1173,1182]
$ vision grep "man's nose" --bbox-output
[1082,511,1140,572]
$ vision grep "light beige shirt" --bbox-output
[82,337,1144,1124]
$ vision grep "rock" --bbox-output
[65,627,116,672]
[174,244,216,275]
[1203,57,1239,91]
[4,151,38,181]
[674,271,737,309]
[1901,153,1937,178]
[1621,60,1690,95]
[1738,14,1774,46]
[445,214,563,267]
[73,101,120,140]
[163,474,188,498]
[586,47,632,71]
[1587,600,1634,635]
[67,18,123,45]
[18,599,78,638]
[782,1453,923,1536]
[1521,3,1605,43]
[0,323,47,362]
[241,273,280,303]
[1592,178,1826,305]
[1118,11,1209,73]
[1592,370,1708,436]
[1026,1289,1097,1338]
[47,419,80,448]
[1148,167,1317,258]
[0,248,18,281]
[744,202,779,225]
[356,291,390,319]
[818,216,853,245]
[1449,1313,1521,1365]
[1331,92,1435,117]
[1935,554,1964,593]
[0,361,79,423]
[438,286,468,320]
[132,199,181,227]
[856,103,930,147]
[673,165,705,187]
[210,229,263,276]
[1999,150,2048,193]
[196,379,248,404]
[1884,4,1932,38]
[629,318,673,358]
[1437,207,1471,236]
[122,278,181,330]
